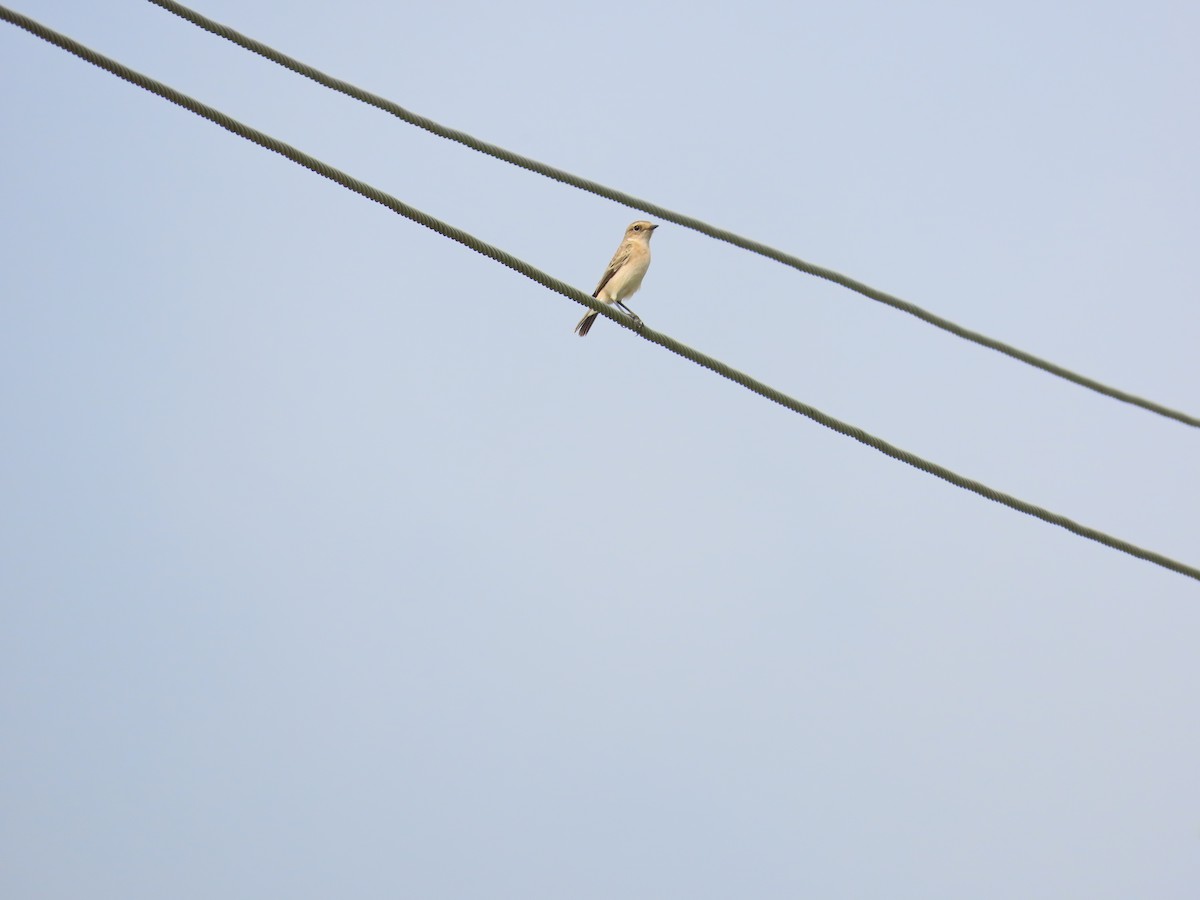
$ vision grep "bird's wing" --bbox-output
[593,242,632,297]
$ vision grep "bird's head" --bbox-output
[626,221,658,241]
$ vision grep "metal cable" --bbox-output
[141,0,1200,430]
[3,4,1196,583]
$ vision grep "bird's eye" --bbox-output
[633,225,642,231]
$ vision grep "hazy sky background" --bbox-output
[3,1,1198,897]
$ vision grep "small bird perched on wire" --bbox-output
[574,220,658,336]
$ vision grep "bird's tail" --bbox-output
[574,310,598,336]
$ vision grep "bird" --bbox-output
[574,220,658,336]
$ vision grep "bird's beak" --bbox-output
[649,224,659,231]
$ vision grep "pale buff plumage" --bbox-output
[574,220,658,336]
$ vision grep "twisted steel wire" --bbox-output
[141,0,1200,430]
[3,4,1196,582]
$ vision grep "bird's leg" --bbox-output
[615,301,642,326]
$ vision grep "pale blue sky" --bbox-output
[2,1,1199,897]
